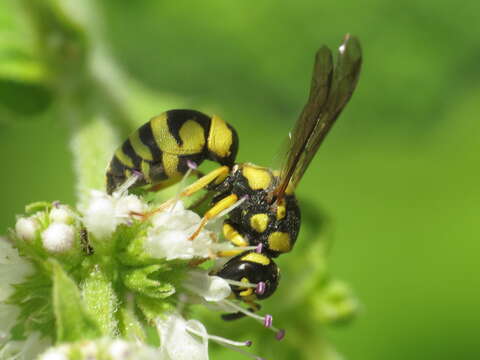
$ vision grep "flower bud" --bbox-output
[42,223,75,253]
[15,217,39,241]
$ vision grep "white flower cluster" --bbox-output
[38,339,160,360]
[7,184,273,360]
[15,204,77,254]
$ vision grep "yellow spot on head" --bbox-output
[268,232,291,253]
[239,277,253,297]
[250,214,269,233]
[242,164,272,190]
[241,252,270,266]
[208,115,233,159]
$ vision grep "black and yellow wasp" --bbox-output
[106,34,362,318]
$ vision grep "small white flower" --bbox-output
[145,201,213,260]
[184,270,231,302]
[156,313,209,360]
[41,223,75,253]
[156,312,257,360]
[37,339,160,360]
[15,217,39,241]
[83,190,146,239]
[50,205,74,224]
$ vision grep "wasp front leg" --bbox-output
[188,193,239,240]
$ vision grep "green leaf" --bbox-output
[51,260,101,342]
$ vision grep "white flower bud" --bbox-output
[15,217,38,241]
[41,223,75,253]
[50,205,74,224]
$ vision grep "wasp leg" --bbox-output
[139,166,230,219]
[188,193,238,240]
[214,222,249,257]
[148,177,182,192]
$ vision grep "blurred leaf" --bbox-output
[0,0,53,119]
[51,260,102,342]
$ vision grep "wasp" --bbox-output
[106,34,362,319]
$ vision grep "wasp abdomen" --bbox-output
[106,109,238,194]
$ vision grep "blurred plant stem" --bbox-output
[19,0,143,208]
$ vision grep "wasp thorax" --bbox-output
[216,251,280,300]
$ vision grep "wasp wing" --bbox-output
[275,34,362,200]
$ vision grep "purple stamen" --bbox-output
[245,340,253,347]
[255,282,266,295]
[275,329,286,341]
[132,169,144,178]
[263,314,273,328]
[255,243,263,253]
[52,201,60,208]
[187,160,198,170]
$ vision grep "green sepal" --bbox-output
[136,295,174,323]
[118,306,146,342]
[25,201,52,215]
[115,221,150,266]
[50,260,102,342]
[81,265,119,337]
[122,264,175,299]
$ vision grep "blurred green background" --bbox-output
[1,1,480,359]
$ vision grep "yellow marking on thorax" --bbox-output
[276,199,286,220]
[223,223,248,247]
[250,214,269,233]
[129,131,153,161]
[208,114,233,158]
[150,113,205,155]
[115,148,134,168]
[162,153,181,178]
[242,165,272,190]
[239,277,254,296]
[241,252,270,265]
[267,232,291,253]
